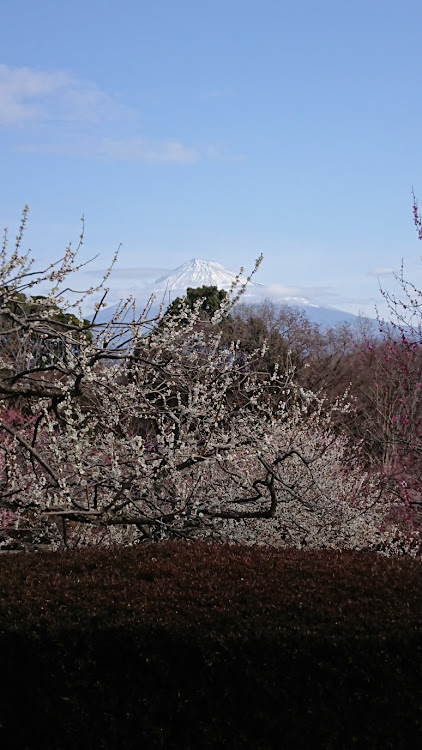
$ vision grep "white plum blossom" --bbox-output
[0,209,418,554]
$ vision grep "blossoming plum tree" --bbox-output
[0,208,416,553]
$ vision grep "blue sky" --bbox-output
[1,0,422,317]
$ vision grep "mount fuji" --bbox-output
[153,258,253,292]
[90,258,376,330]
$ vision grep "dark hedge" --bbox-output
[0,542,421,748]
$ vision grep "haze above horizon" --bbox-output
[1,0,422,319]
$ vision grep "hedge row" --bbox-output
[0,542,421,748]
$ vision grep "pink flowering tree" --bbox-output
[351,191,422,528]
[0,208,416,554]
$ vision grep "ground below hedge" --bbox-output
[1,542,421,749]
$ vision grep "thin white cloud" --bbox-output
[0,64,122,125]
[368,267,395,278]
[99,136,198,163]
[81,266,171,280]
[0,64,67,123]
[19,134,198,163]
[262,283,335,301]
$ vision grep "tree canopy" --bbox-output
[165,285,228,322]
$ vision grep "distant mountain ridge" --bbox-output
[90,258,377,331]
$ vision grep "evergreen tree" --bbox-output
[165,285,227,323]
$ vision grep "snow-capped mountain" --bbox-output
[154,258,262,293]
[90,258,376,331]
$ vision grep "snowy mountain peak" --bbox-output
[154,258,260,293]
